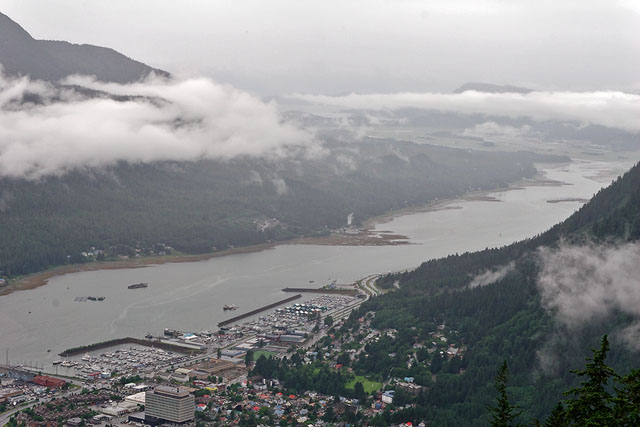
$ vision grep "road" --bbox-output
[0,401,38,426]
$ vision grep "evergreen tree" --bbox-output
[488,360,522,427]
[429,351,443,374]
[613,368,640,426]
[563,335,616,426]
[544,402,568,427]
[245,349,254,366]
[324,315,334,327]
[354,381,366,400]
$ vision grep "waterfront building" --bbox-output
[145,386,195,424]
[33,375,65,389]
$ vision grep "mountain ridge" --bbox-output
[363,161,640,424]
[453,82,533,94]
[0,11,167,83]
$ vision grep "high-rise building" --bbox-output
[145,386,195,424]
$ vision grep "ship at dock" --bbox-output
[128,282,148,289]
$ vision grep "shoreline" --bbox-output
[1,164,567,298]
[359,166,566,229]
[0,242,278,297]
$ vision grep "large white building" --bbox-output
[145,386,195,424]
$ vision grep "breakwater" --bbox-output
[59,337,204,357]
[282,287,359,296]
[218,294,302,327]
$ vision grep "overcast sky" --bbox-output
[2,0,639,95]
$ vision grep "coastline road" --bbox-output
[0,401,38,426]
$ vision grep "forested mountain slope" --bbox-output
[364,161,640,425]
[0,139,559,278]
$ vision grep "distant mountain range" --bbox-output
[453,82,533,94]
[0,12,167,83]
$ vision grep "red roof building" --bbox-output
[33,375,66,389]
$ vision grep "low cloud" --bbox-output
[246,170,264,186]
[0,71,315,179]
[462,122,534,139]
[270,177,288,196]
[537,241,640,349]
[288,90,640,133]
[468,261,515,288]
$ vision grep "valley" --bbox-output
[0,155,632,369]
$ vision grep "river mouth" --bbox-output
[0,156,636,368]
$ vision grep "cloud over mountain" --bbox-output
[0,72,315,179]
[289,90,640,133]
[537,241,640,347]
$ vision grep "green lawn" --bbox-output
[253,349,276,359]
[345,375,382,394]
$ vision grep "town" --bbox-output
[1,277,467,427]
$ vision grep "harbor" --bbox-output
[50,346,187,381]
[17,291,368,381]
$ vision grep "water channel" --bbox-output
[0,157,635,369]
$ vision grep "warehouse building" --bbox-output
[33,375,65,389]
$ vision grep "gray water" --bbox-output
[0,158,634,368]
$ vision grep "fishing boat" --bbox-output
[128,282,148,289]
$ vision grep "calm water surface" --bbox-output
[0,158,634,367]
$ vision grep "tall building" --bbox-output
[145,386,195,424]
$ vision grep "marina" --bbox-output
[58,337,205,357]
[217,294,303,327]
[27,293,364,380]
[53,345,189,380]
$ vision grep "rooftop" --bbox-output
[151,385,190,398]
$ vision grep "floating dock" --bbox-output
[217,294,302,327]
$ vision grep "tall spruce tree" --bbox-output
[489,360,522,427]
[613,368,640,426]
[544,402,569,427]
[563,335,616,426]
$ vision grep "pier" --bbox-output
[218,294,302,327]
[282,287,359,296]
[59,337,204,357]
